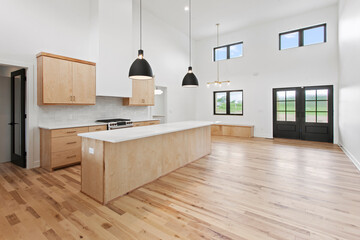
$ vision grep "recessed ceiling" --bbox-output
[142,0,338,40]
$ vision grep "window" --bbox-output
[214,90,243,115]
[276,90,296,122]
[214,42,243,61]
[305,89,329,123]
[279,24,326,50]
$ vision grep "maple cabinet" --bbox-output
[123,78,154,106]
[37,52,96,105]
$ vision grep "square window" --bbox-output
[229,43,243,59]
[317,89,328,100]
[286,91,296,101]
[317,112,328,123]
[277,112,286,121]
[280,32,299,50]
[214,91,243,115]
[277,91,286,101]
[304,26,325,46]
[277,102,285,111]
[306,101,316,111]
[317,101,328,112]
[286,101,296,111]
[214,47,227,61]
[286,112,296,122]
[306,112,316,123]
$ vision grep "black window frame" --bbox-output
[213,90,244,116]
[279,23,327,50]
[213,42,243,61]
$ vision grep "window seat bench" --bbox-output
[211,123,254,138]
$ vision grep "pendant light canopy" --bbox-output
[182,0,199,88]
[207,24,230,88]
[129,0,153,80]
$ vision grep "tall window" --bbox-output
[305,89,329,123]
[214,90,243,115]
[280,24,326,50]
[276,90,296,122]
[214,42,243,61]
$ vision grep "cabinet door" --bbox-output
[42,57,73,104]
[72,62,96,104]
[146,78,155,105]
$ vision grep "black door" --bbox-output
[10,69,26,168]
[273,85,333,143]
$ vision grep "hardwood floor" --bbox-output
[0,136,360,239]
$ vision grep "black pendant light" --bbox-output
[182,0,199,88]
[129,0,153,80]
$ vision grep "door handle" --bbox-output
[8,122,19,126]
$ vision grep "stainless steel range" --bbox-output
[96,118,133,130]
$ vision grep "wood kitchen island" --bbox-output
[78,121,212,204]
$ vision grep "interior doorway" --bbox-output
[152,86,167,123]
[273,85,333,143]
[0,65,26,167]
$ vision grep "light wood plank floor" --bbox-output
[0,136,360,240]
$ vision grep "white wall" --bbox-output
[133,1,197,123]
[338,0,360,169]
[0,76,11,163]
[194,5,339,140]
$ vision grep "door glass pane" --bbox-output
[305,90,316,100]
[304,26,325,46]
[306,112,316,123]
[317,89,328,100]
[317,101,328,112]
[14,76,22,156]
[286,91,296,101]
[214,47,227,61]
[280,32,299,50]
[306,101,316,111]
[277,112,285,121]
[215,92,226,114]
[286,101,296,111]
[229,43,243,58]
[277,91,285,101]
[287,112,296,122]
[277,102,285,111]
[229,91,243,114]
[317,112,328,123]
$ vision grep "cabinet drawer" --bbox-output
[51,136,82,153]
[52,149,81,168]
[133,122,145,127]
[52,127,88,138]
[89,125,107,132]
[146,121,160,126]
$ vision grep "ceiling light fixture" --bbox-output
[184,6,189,11]
[182,0,199,88]
[129,0,153,80]
[207,23,230,88]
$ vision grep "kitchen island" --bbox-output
[78,121,212,204]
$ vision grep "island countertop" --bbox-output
[78,121,213,143]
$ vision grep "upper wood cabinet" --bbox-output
[123,78,155,106]
[37,52,96,105]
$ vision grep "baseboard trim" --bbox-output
[339,144,360,172]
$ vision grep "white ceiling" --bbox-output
[142,0,338,40]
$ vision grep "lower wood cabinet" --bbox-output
[211,124,254,138]
[40,125,106,171]
[133,120,160,127]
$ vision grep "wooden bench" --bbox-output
[211,124,254,138]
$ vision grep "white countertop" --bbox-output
[38,122,107,130]
[38,119,158,130]
[212,121,254,127]
[78,121,213,143]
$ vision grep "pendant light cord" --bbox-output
[216,23,220,82]
[140,0,143,50]
[189,0,192,67]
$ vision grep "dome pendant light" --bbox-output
[129,0,153,80]
[182,0,199,88]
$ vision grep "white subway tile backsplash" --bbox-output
[38,97,149,125]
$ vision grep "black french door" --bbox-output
[10,69,26,168]
[273,85,333,143]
